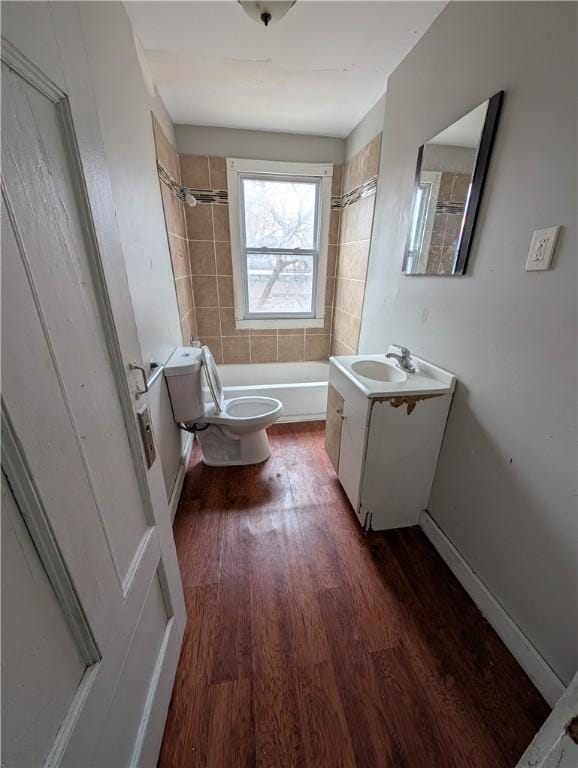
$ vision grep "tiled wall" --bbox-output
[152,122,381,362]
[179,153,341,364]
[330,134,382,355]
[426,171,471,274]
[152,116,197,344]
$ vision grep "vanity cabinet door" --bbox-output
[325,383,344,472]
[338,398,368,513]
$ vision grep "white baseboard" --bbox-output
[168,434,193,524]
[420,511,565,707]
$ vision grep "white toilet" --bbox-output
[164,346,283,466]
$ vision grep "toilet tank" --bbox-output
[163,347,204,423]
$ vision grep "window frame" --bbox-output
[408,170,441,274]
[227,158,333,330]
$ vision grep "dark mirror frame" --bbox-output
[402,90,504,276]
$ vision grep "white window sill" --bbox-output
[235,317,325,330]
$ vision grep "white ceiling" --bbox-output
[126,1,445,137]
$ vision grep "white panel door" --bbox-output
[1,53,183,767]
[1,473,87,768]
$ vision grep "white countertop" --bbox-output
[329,350,456,399]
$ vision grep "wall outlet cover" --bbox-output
[525,226,560,271]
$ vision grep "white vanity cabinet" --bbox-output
[325,350,455,531]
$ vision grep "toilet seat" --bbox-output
[200,347,283,434]
[201,345,224,412]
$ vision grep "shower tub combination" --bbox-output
[218,360,329,422]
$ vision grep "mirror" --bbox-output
[403,91,503,276]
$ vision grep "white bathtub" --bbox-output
[218,361,329,422]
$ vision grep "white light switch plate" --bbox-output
[525,226,560,271]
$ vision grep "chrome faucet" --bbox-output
[386,346,415,373]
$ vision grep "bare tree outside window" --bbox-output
[242,178,318,314]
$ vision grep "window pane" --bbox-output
[243,178,317,249]
[246,253,314,314]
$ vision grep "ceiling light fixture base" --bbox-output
[238,1,297,27]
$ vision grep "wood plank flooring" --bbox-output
[159,422,549,768]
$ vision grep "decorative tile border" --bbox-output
[334,175,378,210]
[436,201,466,215]
[157,162,229,205]
[159,158,377,211]
[185,188,229,205]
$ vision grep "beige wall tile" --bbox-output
[326,244,337,278]
[306,310,332,335]
[277,334,305,362]
[338,241,370,281]
[334,278,365,318]
[161,183,185,239]
[325,276,335,306]
[185,204,213,240]
[220,307,249,337]
[250,328,277,337]
[452,173,471,203]
[438,173,454,202]
[331,336,355,356]
[180,154,210,188]
[431,214,447,248]
[305,335,330,361]
[169,234,190,278]
[250,335,277,363]
[340,202,358,244]
[180,310,196,346]
[209,157,227,189]
[196,307,221,337]
[168,147,180,184]
[348,151,362,192]
[152,116,172,178]
[336,243,349,280]
[329,210,340,245]
[192,275,219,307]
[217,276,234,307]
[215,242,233,275]
[222,336,250,364]
[331,165,343,196]
[356,194,376,241]
[277,328,305,336]
[362,134,382,183]
[439,246,455,273]
[213,204,230,242]
[175,276,193,318]
[333,308,360,351]
[443,215,461,248]
[152,115,180,182]
[342,160,350,195]
[199,336,222,363]
[189,240,216,275]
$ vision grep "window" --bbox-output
[407,170,441,273]
[228,159,332,329]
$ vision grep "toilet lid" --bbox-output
[201,345,223,412]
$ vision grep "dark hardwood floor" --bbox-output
[159,421,549,768]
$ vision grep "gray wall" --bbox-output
[77,3,186,498]
[175,123,345,164]
[345,93,386,161]
[2,1,186,499]
[360,1,577,684]
[421,143,476,175]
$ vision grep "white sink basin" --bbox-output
[351,360,407,383]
